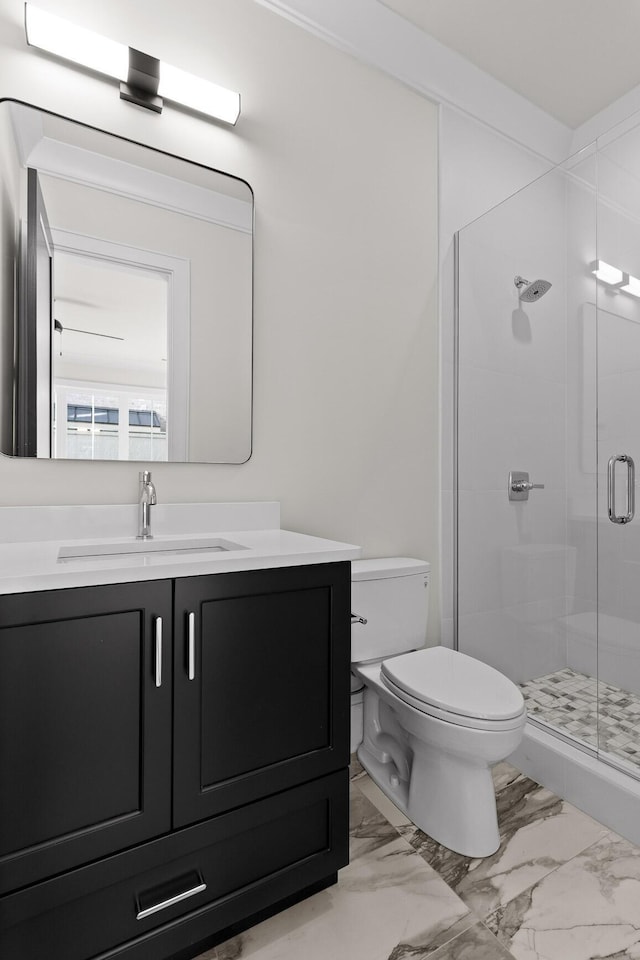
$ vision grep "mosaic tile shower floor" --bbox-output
[520,667,640,767]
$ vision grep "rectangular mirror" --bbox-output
[0,100,253,463]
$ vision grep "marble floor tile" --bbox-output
[349,780,399,859]
[350,754,365,780]
[426,920,517,960]
[486,832,640,960]
[207,836,473,960]
[365,765,608,920]
[356,772,412,829]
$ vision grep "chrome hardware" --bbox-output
[154,617,162,688]
[137,470,157,540]
[351,613,368,625]
[608,454,635,524]
[508,470,545,501]
[188,611,195,680]
[136,880,207,920]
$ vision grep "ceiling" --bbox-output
[379,0,640,128]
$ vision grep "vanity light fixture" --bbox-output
[620,274,640,298]
[590,260,624,286]
[24,4,240,125]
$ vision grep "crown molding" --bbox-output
[254,0,573,164]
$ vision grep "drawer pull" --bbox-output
[155,617,162,688]
[188,611,195,681]
[136,880,207,920]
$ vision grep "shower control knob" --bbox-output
[508,471,544,501]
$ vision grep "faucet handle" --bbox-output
[140,469,152,482]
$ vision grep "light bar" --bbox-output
[159,63,240,125]
[621,274,640,298]
[25,4,240,125]
[590,260,624,286]
[25,5,128,81]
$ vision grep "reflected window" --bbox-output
[53,386,167,461]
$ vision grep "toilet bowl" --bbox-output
[351,558,526,858]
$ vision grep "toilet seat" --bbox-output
[380,646,525,728]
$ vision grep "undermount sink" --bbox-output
[57,536,247,562]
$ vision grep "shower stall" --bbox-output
[455,116,640,838]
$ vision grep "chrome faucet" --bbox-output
[137,470,157,540]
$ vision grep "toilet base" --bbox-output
[357,740,500,858]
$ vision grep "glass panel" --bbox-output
[456,145,599,753]
[594,121,640,774]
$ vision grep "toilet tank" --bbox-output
[351,558,430,663]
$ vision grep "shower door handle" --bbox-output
[608,455,635,524]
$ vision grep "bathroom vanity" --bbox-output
[0,503,359,960]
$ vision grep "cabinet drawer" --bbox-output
[0,771,348,960]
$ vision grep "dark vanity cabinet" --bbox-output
[0,562,350,960]
[173,565,349,826]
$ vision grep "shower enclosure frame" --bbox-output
[451,149,640,843]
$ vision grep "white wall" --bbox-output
[0,0,439,629]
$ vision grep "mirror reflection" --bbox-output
[0,100,253,463]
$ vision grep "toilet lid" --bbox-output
[380,646,524,721]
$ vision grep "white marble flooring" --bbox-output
[196,762,640,960]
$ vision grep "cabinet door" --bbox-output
[173,563,350,827]
[0,579,172,894]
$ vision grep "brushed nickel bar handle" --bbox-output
[608,454,635,524]
[608,455,618,522]
[154,617,162,688]
[136,881,207,920]
[188,611,195,680]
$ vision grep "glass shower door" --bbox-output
[455,144,600,756]
[595,121,640,774]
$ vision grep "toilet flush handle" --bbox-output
[351,613,368,625]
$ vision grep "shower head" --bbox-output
[514,275,552,302]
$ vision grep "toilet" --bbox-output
[351,558,526,858]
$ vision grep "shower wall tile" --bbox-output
[456,175,567,387]
[563,606,597,679]
[457,490,567,616]
[458,609,566,684]
[565,515,597,613]
[438,107,555,668]
[595,610,640,695]
[458,368,566,494]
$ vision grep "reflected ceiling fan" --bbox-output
[54,318,125,355]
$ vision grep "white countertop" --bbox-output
[0,502,361,594]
